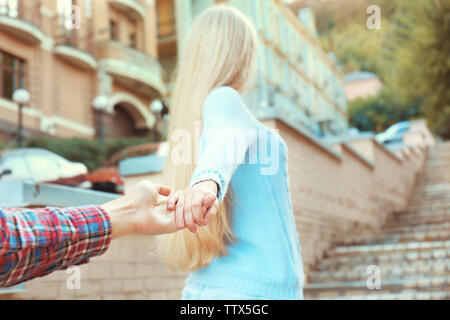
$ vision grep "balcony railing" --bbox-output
[52,15,97,70]
[53,17,94,55]
[97,41,160,75]
[108,0,147,20]
[0,0,44,44]
[96,40,165,93]
[0,0,42,28]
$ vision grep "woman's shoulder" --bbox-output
[206,86,241,104]
[203,86,244,116]
[209,85,240,96]
[203,86,260,128]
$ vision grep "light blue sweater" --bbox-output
[187,86,305,300]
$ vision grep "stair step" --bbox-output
[329,241,450,257]
[409,197,450,205]
[409,198,450,206]
[319,248,450,271]
[389,214,450,227]
[307,291,450,300]
[309,259,450,283]
[304,275,450,298]
[407,203,450,212]
[385,221,450,233]
[337,230,450,246]
[412,188,450,196]
[404,204,450,213]
[392,211,450,220]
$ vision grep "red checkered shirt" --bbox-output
[0,206,112,287]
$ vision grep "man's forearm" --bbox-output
[0,197,144,287]
[0,206,111,287]
[0,181,180,288]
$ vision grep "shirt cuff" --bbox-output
[190,169,228,203]
[66,206,112,265]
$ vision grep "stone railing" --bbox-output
[96,40,162,81]
[53,19,95,55]
[0,0,42,28]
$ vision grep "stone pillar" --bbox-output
[144,0,158,58]
[92,0,109,42]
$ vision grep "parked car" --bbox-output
[87,143,163,194]
[0,148,91,188]
[376,121,410,145]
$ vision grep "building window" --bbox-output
[110,20,118,41]
[129,32,137,48]
[156,0,175,39]
[0,50,26,100]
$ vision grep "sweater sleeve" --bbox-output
[190,86,259,203]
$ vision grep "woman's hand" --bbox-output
[166,180,220,233]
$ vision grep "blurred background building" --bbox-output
[0,0,167,143]
[344,71,383,102]
[0,0,347,145]
[160,0,349,137]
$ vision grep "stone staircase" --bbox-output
[304,142,450,300]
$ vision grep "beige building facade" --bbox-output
[0,0,165,143]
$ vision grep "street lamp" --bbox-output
[151,99,163,114]
[13,88,31,148]
[151,99,164,141]
[93,95,109,145]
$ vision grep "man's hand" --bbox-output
[101,181,177,239]
[166,180,220,233]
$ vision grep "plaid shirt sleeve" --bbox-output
[0,206,112,288]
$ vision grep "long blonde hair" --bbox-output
[158,5,258,271]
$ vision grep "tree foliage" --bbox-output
[293,0,450,138]
[348,89,422,133]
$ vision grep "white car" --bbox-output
[0,148,91,188]
[376,121,410,145]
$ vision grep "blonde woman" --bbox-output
[160,6,304,300]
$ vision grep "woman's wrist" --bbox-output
[193,180,218,196]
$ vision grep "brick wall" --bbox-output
[2,120,432,300]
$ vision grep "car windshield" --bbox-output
[0,155,30,176]
[47,153,70,166]
[386,123,409,135]
[25,153,61,174]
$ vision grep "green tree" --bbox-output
[406,0,450,138]
[304,0,450,138]
[348,88,422,133]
